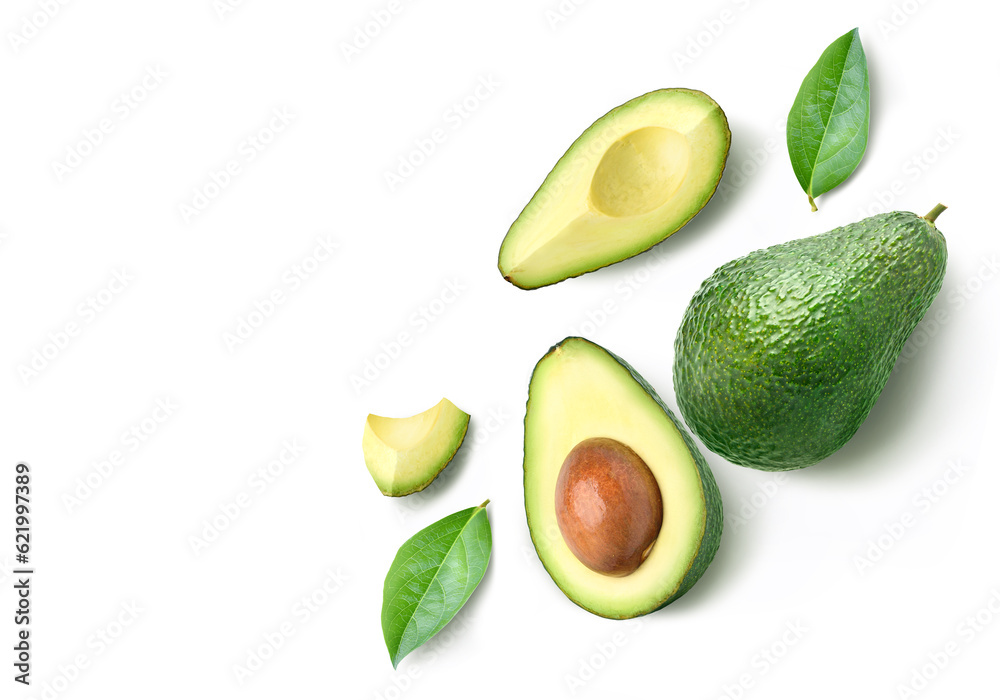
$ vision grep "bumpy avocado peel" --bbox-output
[674,207,948,471]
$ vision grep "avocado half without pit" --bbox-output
[499,89,731,289]
[524,337,723,618]
[362,398,470,496]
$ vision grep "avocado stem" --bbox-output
[924,203,947,224]
[808,194,818,212]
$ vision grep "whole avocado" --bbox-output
[673,207,948,471]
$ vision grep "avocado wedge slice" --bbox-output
[363,398,470,496]
[499,89,731,289]
[523,337,723,618]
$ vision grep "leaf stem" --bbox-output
[924,203,947,224]
[808,194,818,212]
[479,499,491,508]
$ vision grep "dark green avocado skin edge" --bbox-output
[523,337,724,618]
[499,88,732,290]
[673,211,948,471]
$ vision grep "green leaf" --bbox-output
[787,28,870,211]
[381,500,492,668]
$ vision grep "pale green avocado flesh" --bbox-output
[363,398,470,496]
[524,337,723,618]
[499,89,731,289]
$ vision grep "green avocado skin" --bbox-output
[673,211,947,471]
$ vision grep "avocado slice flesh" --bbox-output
[673,208,949,470]
[499,89,731,289]
[363,398,470,496]
[524,337,723,618]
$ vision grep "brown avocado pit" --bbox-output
[554,437,663,577]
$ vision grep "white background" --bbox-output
[2,0,998,698]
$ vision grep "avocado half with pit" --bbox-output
[363,398,470,496]
[524,338,723,618]
[499,89,731,289]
